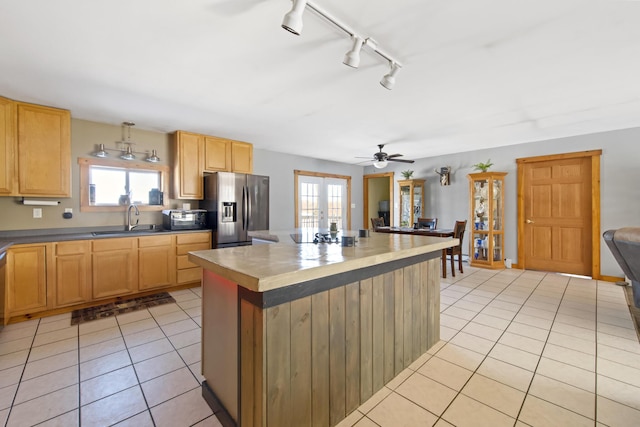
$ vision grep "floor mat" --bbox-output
[71,292,176,325]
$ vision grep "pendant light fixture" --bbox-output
[281,0,404,89]
[92,121,161,162]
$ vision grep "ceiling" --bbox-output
[1,0,639,166]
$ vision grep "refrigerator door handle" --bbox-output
[246,185,252,230]
[241,186,247,230]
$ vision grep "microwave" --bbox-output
[162,209,207,230]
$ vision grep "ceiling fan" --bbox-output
[359,144,415,169]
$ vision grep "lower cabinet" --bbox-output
[92,237,138,299]
[55,240,91,307]
[4,231,211,322]
[6,243,51,316]
[138,234,176,290]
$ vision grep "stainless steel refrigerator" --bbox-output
[201,172,269,248]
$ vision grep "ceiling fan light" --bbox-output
[282,0,307,35]
[373,159,388,169]
[381,62,400,90]
[343,36,364,68]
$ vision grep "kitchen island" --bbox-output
[189,231,457,427]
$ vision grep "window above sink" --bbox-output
[78,157,170,212]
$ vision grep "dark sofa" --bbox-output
[603,228,640,308]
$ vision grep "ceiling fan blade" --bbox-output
[388,158,415,164]
[355,156,373,159]
[387,154,404,159]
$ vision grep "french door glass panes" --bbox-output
[298,176,347,230]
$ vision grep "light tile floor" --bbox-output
[1,266,639,426]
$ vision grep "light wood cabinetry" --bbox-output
[173,131,253,199]
[204,136,231,172]
[231,140,253,174]
[398,179,425,227]
[176,232,211,284]
[6,244,51,316]
[92,237,138,299]
[468,172,507,269]
[173,131,205,200]
[0,97,71,197]
[0,96,15,195]
[54,241,92,307]
[16,102,71,197]
[138,234,176,291]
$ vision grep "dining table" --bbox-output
[373,226,456,278]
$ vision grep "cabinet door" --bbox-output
[17,102,71,196]
[0,97,15,195]
[172,131,204,199]
[92,238,138,299]
[231,141,253,173]
[204,136,230,172]
[7,244,48,316]
[138,235,175,290]
[55,241,91,307]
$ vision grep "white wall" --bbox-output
[253,149,365,231]
[365,127,640,278]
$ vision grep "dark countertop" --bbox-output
[0,226,211,253]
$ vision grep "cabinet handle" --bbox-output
[526,219,535,224]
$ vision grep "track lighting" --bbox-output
[343,35,364,68]
[281,0,403,89]
[282,0,307,35]
[92,122,161,162]
[380,62,401,90]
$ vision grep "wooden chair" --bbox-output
[417,217,437,229]
[371,217,385,230]
[447,220,467,276]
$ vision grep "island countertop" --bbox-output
[188,230,457,293]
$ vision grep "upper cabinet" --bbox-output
[0,97,71,197]
[172,131,253,199]
[17,102,71,197]
[0,97,15,195]
[173,131,205,200]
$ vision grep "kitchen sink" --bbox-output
[91,227,166,236]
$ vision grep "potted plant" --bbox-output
[472,159,493,172]
[401,170,414,179]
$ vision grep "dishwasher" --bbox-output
[0,250,5,329]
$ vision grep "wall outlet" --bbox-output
[33,208,42,218]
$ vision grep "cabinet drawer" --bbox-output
[176,232,210,245]
[138,234,173,248]
[176,242,210,255]
[177,254,201,270]
[56,240,90,256]
[177,267,202,284]
[93,237,136,252]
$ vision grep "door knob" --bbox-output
[526,219,535,224]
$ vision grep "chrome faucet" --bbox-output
[126,204,140,231]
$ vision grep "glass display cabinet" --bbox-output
[468,172,507,268]
[398,179,425,227]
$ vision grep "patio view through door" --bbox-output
[295,170,351,231]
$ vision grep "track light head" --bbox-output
[343,36,364,68]
[380,62,401,90]
[282,0,308,35]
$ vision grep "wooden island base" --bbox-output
[199,250,442,427]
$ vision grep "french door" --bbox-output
[295,171,350,231]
